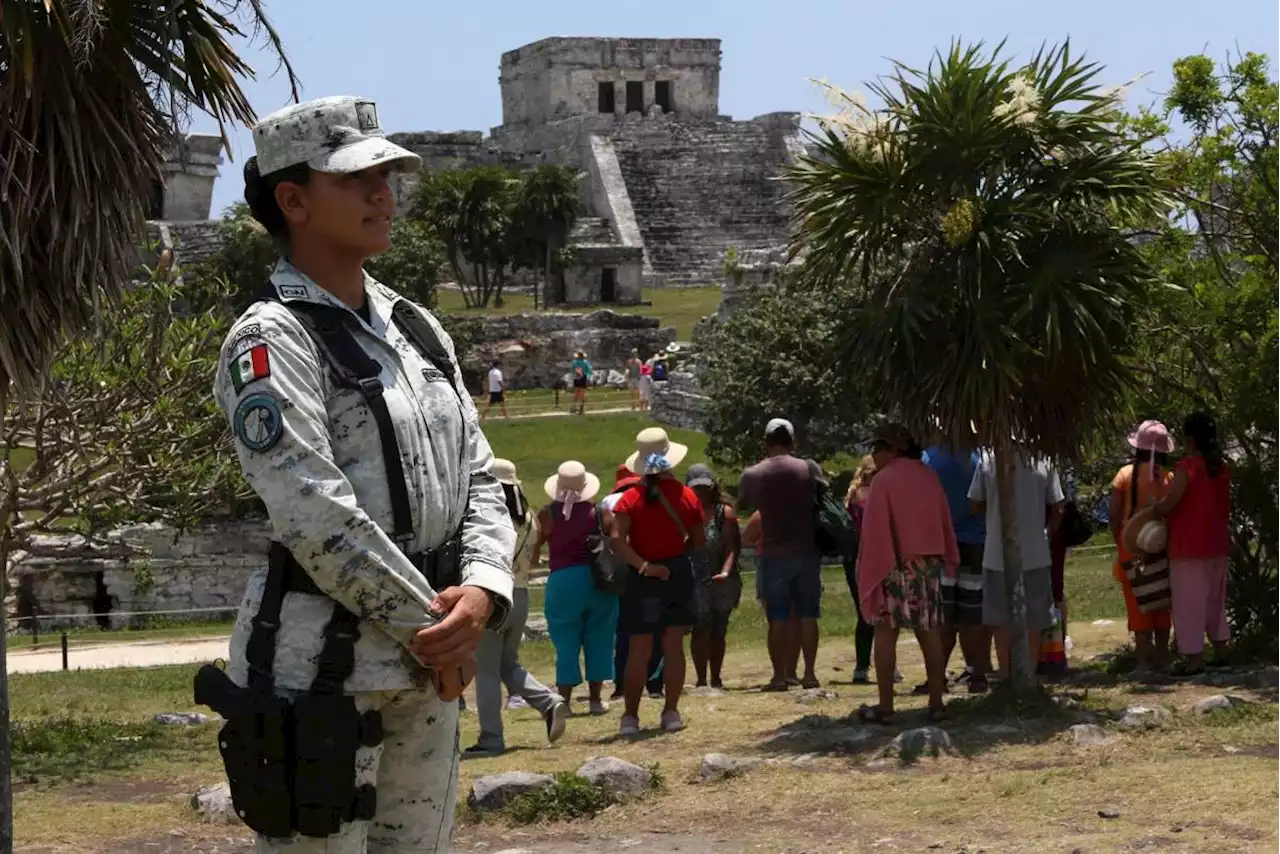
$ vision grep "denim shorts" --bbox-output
[759,553,823,622]
[620,553,696,634]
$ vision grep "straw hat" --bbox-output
[543,460,601,502]
[1122,506,1169,556]
[492,458,520,486]
[625,427,689,474]
[1128,420,1175,454]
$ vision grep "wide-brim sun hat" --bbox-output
[1122,506,1169,556]
[1127,420,1175,454]
[544,460,601,502]
[685,463,717,489]
[252,95,421,177]
[492,458,520,486]
[625,427,689,474]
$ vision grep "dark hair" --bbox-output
[644,473,662,504]
[1182,411,1224,478]
[502,483,528,526]
[243,156,312,239]
[1134,448,1171,468]
[765,427,793,449]
[902,442,924,461]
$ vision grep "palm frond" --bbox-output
[0,0,300,392]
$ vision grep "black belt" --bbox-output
[272,537,464,598]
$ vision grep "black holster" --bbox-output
[193,544,389,839]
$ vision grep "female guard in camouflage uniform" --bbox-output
[207,96,514,853]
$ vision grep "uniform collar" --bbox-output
[268,259,406,340]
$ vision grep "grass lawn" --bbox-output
[9,594,1277,853]
[436,285,721,340]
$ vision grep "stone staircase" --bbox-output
[609,119,797,285]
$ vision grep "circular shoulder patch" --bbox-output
[233,393,284,453]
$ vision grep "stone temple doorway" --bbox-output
[600,267,617,302]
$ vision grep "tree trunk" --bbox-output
[1,390,13,854]
[995,445,1035,686]
[543,241,553,309]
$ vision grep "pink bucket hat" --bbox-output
[1128,420,1175,454]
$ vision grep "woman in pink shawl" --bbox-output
[856,423,959,724]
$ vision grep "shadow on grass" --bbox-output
[12,716,205,785]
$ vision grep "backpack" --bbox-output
[807,460,855,559]
[653,361,667,381]
[1058,499,1094,548]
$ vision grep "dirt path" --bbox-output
[6,635,228,674]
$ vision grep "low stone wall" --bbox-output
[453,309,675,391]
[6,521,271,631]
[649,371,709,431]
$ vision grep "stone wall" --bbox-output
[649,371,709,431]
[160,134,222,221]
[454,310,674,391]
[7,521,271,631]
[149,220,226,271]
[498,38,721,130]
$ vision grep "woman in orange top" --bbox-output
[1108,420,1174,676]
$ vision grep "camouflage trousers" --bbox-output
[255,688,460,854]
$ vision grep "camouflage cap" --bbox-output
[252,96,421,176]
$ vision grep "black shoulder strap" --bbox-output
[256,284,414,545]
[389,300,461,401]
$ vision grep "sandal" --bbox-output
[857,703,895,725]
[762,679,790,692]
[800,677,822,689]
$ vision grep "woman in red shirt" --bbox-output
[610,428,706,736]
[1153,412,1232,674]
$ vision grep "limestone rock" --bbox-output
[1193,694,1249,715]
[467,771,555,811]
[575,757,652,798]
[795,688,839,705]
[155,712,209,726]
[1098,806,1123,819]
[1069,724,1119,747]
[190,783,239,825]
[698,753,763,782]
[1116,705,1170,730]
[877,726,955,761]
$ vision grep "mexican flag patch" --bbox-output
[230,344,271,393]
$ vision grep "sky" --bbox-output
[194,0,1280,217]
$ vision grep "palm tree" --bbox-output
[1,3,296,848]
[515,165,580,308]
[787,41,1170,685]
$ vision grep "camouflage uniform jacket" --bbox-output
[214,259,515,692]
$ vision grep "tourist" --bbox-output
[742,509,802,685]
[483,360,508,419]
[855,423,958,724]
[570,350,593,415]
[1152,412,1233,675]
[686,464,743,689]
[922,445,991,693]
[466,459,568,756]
[209,96,513,849]
[843,456,878,684]
[968,445,1066,680]
[610,427,705,734]
[601,463,665,700]
[737,418,822,691]
[1108,421,1175,677]
[626,348,644,411]
[532,461,617,713]
[637,358,654,412]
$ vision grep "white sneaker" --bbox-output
[660,710,685,732]
[545,701,568,744]
[619,714,640,737]
[506,695,529,710]
[893,668,905,683]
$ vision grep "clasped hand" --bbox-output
[410,586,493,702]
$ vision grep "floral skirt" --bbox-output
[875,556,946,630]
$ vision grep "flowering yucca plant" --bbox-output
[789,41,1171,683]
